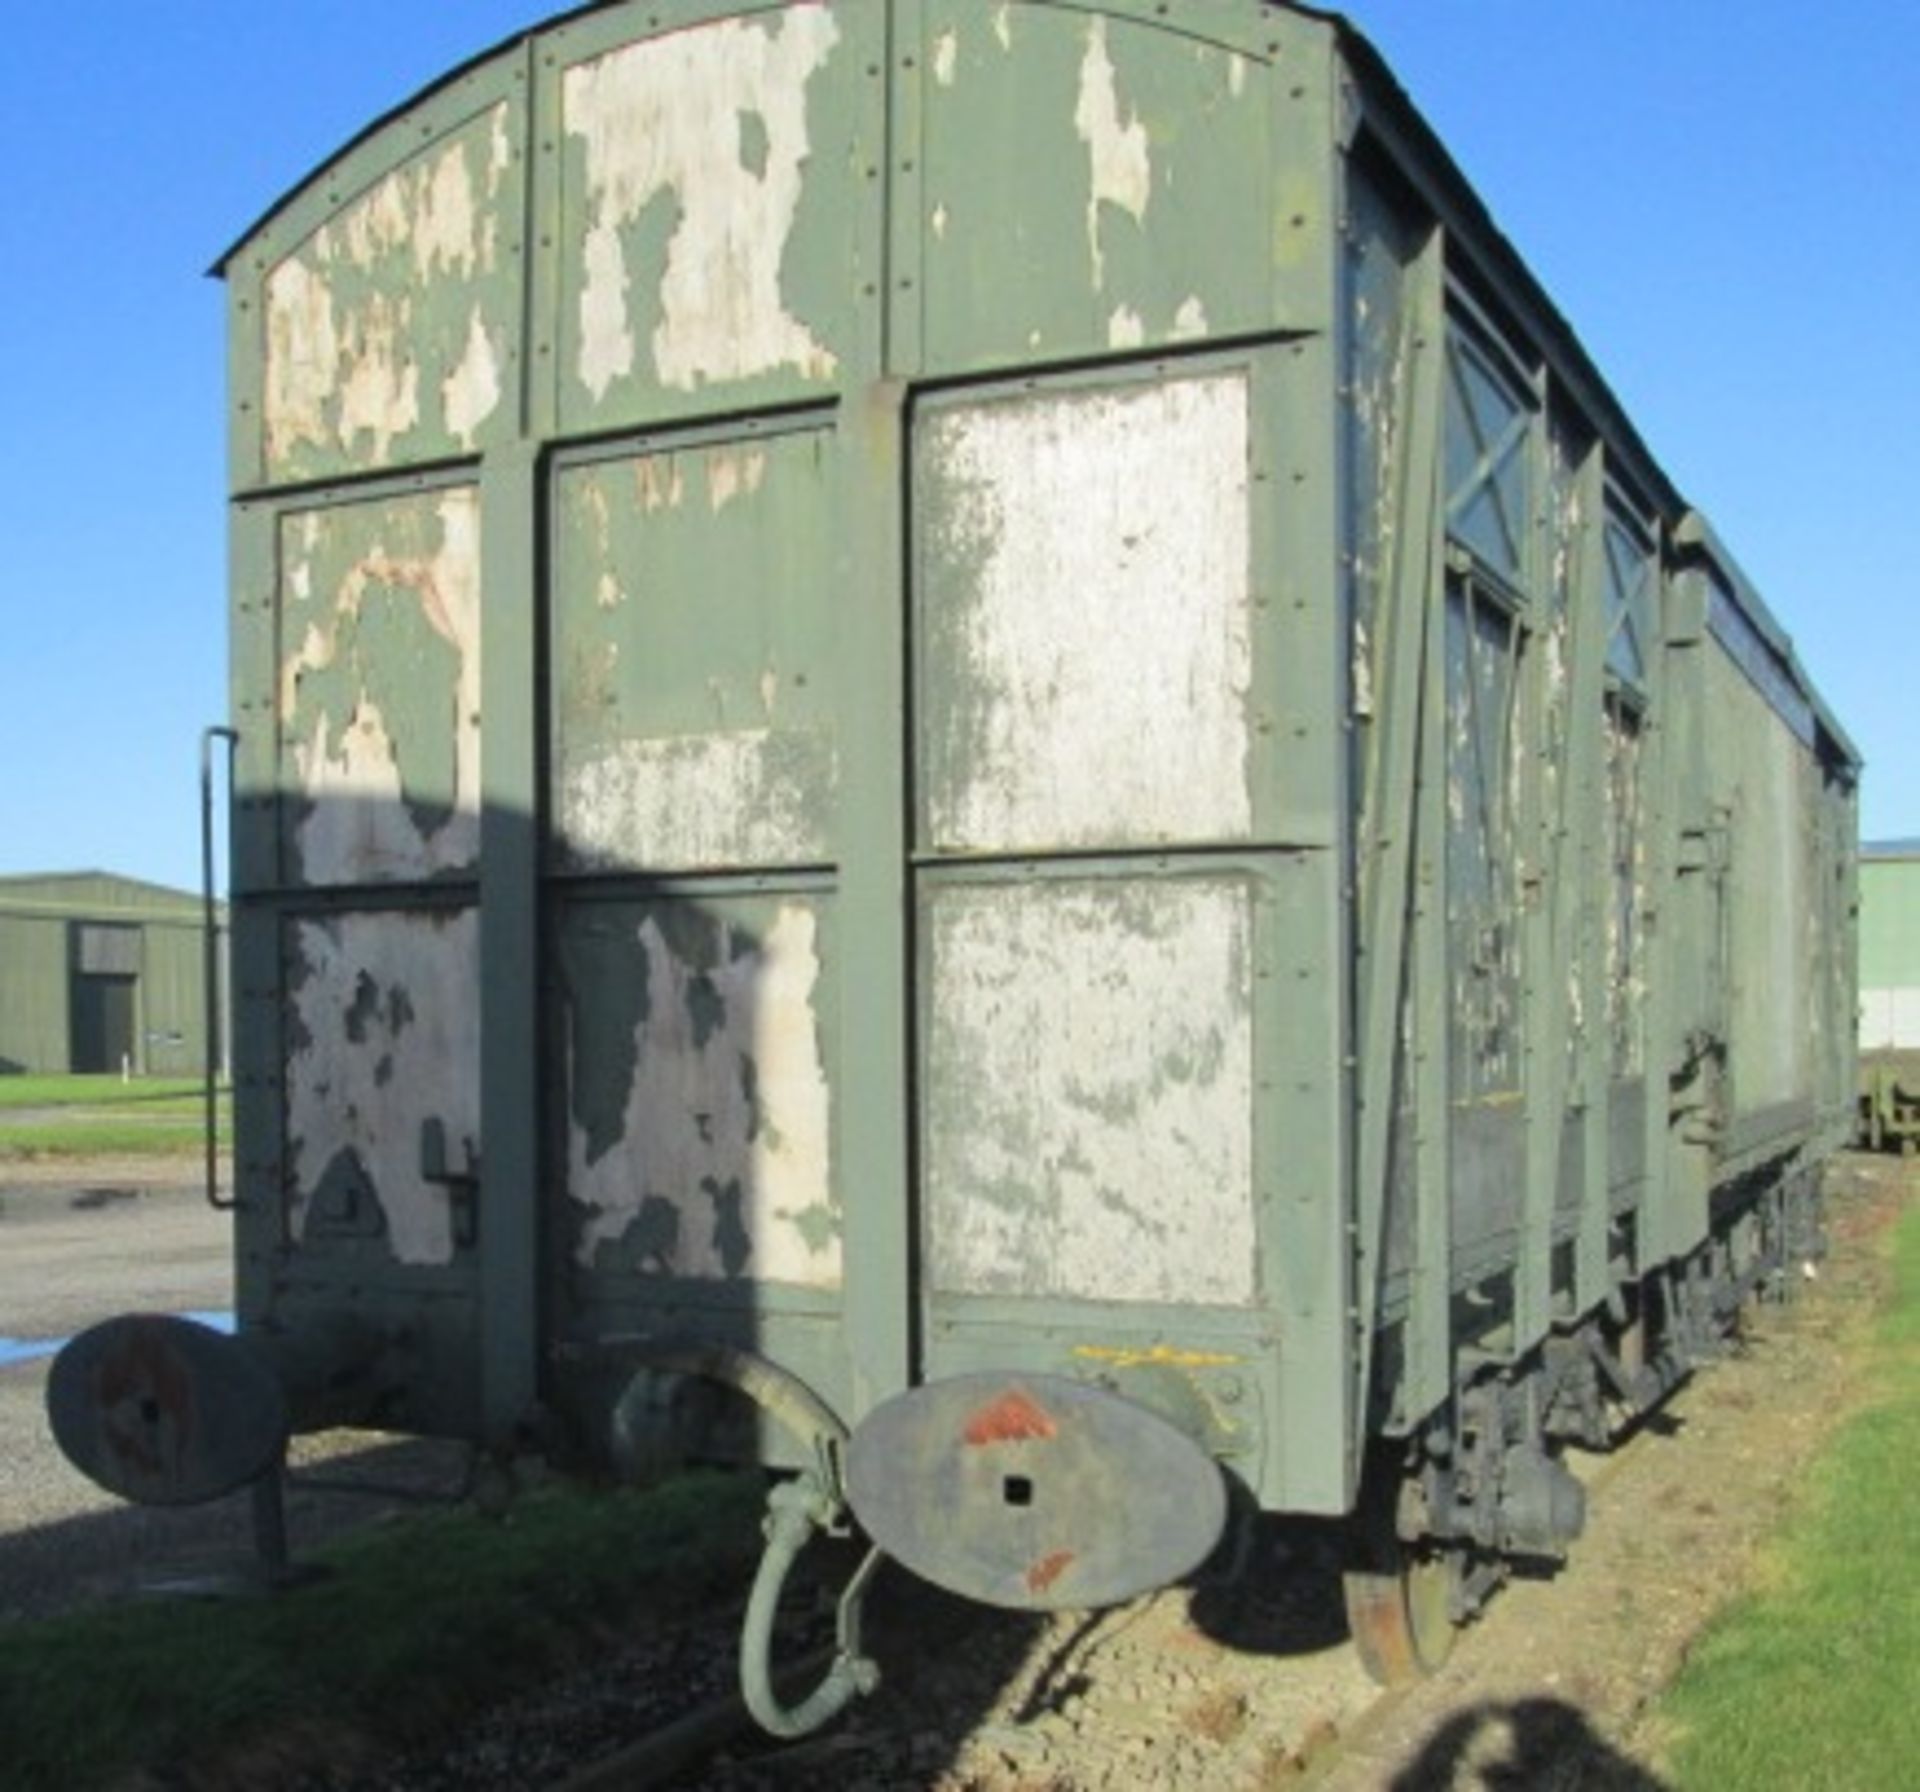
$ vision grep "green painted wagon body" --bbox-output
[62,0,1863,1704]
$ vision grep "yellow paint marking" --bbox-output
[1071,1343,1242,1371]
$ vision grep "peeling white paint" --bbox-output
[1171,294,1209,340]
[1353,617,1375,720]
[570,904,838,1285]
[932,26,958,86]
[566,9,841,399]
[293,701,416,874]
[1073,16,1152,291]
[635,454,686,513]
[263,107,512,470]
[409,132,486,282]
[931,201,950,241]
[576,216,636,401]
[1604,707,1647,1077]
[287,909,479,1267]
[923,372,1254,851]
[264,258,340,465]
[926,879,1257,1304]
[992,3,1013,52]
[332,295,423,463]
[441,306,503,449]
[326,113,506,282]
[1228,53,1248,99]
[1443,594,1523,1097]
[488,103,514,196]
[706,445,768,512]
[578,477,613,570]
[282,489,483,883]
[1106,304,1145,349]
[338,171,411,271]
[560,728,832,870]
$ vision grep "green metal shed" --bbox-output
[0,872,227,1077]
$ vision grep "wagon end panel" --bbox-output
[224,472,491,1438]
[220,0,1358,1510]
[1700,603,1820,1160]
[546,419,862,1465]
[530,1,890,1469]
[909,343,1354,1519]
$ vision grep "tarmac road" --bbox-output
[0,1165,235,1614]
[0,1161,469,1621]
[0,1164,231,1342]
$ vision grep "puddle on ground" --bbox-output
[68,1187,146,1212]
[0,1184,174,1220]
[0,1310,235,1370]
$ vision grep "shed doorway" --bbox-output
[71,973,137,1074]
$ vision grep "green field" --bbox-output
[0,1074,229,1157]
[1654,1203,1920,1789]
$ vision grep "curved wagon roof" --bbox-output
[209,0,1854,771]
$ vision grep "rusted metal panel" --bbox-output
[46,1315,288,1508]
[278,487,482,886]
[915,4,1316,371]
[923,875,1257,1305]
[285,908,480,1267]
[844,1369,1227,1611]
[917,372,1253,853]
[555,5,870,430]
[551,429,838,872]
[262,103,521,481]
[562,896,840,1289]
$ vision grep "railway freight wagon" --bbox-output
[51,0,1859,1729]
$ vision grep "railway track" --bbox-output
[271,1157,1903,1792]
[450,1439,1649,1791]
[528,1524,1375,1791]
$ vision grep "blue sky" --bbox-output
[0,2,1912,893]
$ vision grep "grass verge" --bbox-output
[0,1075,230,1158]
[0,1114,232,1159]
[0,1075,207,1109]
[0,1470,765,1791]
[1653,1201,1920,1789]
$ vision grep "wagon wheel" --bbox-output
[1341,1467,1458,1685]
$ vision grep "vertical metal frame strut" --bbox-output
[1352,218,1446,1442]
